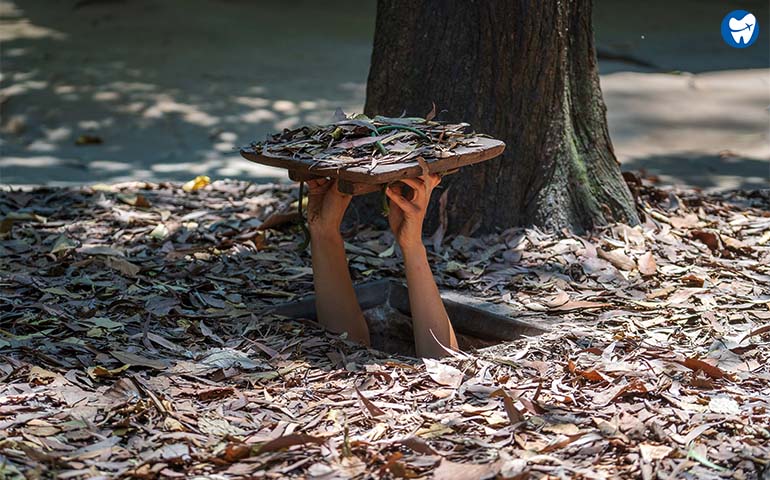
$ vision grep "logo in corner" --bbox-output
[721,10,759,48]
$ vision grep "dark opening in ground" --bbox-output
[272,279,547,356]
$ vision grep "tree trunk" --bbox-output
[363,0,639,234]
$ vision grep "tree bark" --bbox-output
[363,0,640,234]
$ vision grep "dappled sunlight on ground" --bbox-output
[0,0,373,186]
[622,153,769,191]
[0,0,767,190]
[0,1,66,41]
[602,69,770,190]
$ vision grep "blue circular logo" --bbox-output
[721,10,759,48]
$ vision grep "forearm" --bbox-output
[309,230,369,345]
[402,243,457,357]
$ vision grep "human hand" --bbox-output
[385,174,441,252]
[306,178,352,237]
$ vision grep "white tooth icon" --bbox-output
[729,13,756,44]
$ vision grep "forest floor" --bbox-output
[1,178,769,479]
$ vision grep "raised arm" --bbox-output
[385,175,458,358]
[306,178,369,345]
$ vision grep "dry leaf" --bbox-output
[51,235,78,254]
[708,395,740,415]
[149,223,169,240]
[425,102,437,122]
[182,175,211,192]
[543,423,580,435]
[104,256,141,277]
[432,458,500,480]
[637,251,657,276]
[691,230,721,251]
[423,358,464,388]
[681,274,705,287]
[77,245,125,257]
[110,351,167,370]
[545,291,570,308]
[490,389,524,424]
[568,360,607,382]
[540,432,601,453]
[258,211,301,231]
[222,442,251,462]
[669,213,699,229]
[639,443,673,461]
[256,434,324,454]
[355,387,386,418]
[395,436,439,456]
[677,357,726,380]
[117,193,151,208]
[550,300,611,312]
[592,380,648,407]
[598,248,635,271]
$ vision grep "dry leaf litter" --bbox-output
[1,178,769,479]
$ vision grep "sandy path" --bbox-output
[604,69,769,190]
[1,0,768,189]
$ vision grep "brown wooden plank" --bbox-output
[288,170,322,182]
[241,137,505,185]
[337,180,382,196]
[289,169,459,197]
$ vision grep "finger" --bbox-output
[386,185,418,213]
[399,179,426,203]
[307,177,328,187]
[307,178,331,193]
[419,173,441,190]
[400,178,425,190]
[393,182,416,201]
[387,203,404,228]
[326,181,352,215]
[387,197,403,217]
[329,179,352,198]
[429,174,442,188]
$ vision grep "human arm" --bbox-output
[306,178,370,345]
[385,175,458,357]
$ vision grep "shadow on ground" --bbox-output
[1,0,767,189]
[0,0,374,185]
[623,153,769,190]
